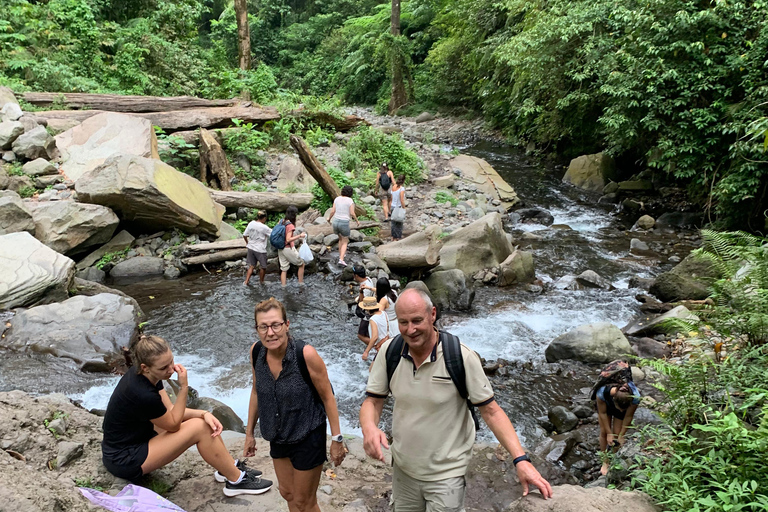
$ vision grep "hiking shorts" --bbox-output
[391,462,466,512]
[102,443,148,481]
[278,247,304,271]
[247,249,268,269]
[332,219,351,238]
[377,187,390,202]
[269,423,327,471]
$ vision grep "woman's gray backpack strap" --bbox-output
[253,339,330,403]
[384,331,480,431]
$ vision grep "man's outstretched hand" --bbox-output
[517,461,553,499]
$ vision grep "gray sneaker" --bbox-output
[223,473,273,497]
[214,459,262,483]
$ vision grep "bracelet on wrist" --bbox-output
[512,454,531,466]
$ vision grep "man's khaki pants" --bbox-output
[391,463,466,512]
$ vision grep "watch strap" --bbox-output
[512,454,531,466]
[331,434,344,442]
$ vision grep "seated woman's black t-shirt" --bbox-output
[102,369,167,452]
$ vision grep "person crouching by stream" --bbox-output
[101,334,272,496]
[245,297,346,512]
[596,382,640,475]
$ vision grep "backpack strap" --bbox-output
[385,334,405,389]
[293,339,329,405]
[441,331,480,432]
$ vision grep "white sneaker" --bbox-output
[214,459,262,483]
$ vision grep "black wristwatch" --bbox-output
[512,454,531,466]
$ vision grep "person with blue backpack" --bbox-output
[360,288,553,510]
[270,205,307,287]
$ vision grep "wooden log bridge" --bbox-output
[209,190,314,211]
[20,92,240,112]
[290,134,367,217]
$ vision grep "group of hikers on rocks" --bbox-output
[242,163,407,286]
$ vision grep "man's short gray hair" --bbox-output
[398,287,433,313]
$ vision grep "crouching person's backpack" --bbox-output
[590,359,634,400]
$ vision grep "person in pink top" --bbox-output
[277,205,307,287]
[328,185,359,266]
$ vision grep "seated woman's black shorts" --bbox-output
[269,423,327,471]
[102,442,148,481]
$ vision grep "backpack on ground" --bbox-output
[253,339,330,405]
[385,331,480,431]
[379,172,391,190]
[269,220,287,250]
[590,359,633,400]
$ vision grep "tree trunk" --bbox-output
[286,109,370,131]
[209,190,314,211]
[185,239,245,253]
[289,135,367,217]
[30,106,280,132]
[199,128,235,191]
[182,248,248,266]
[375,225,443,269]
[388,0,408,115]
[234,0,251,72]
[20,93,239,112]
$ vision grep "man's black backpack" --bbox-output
[385,331,480,430]
[379,172,391,190]
[253,339,331,405]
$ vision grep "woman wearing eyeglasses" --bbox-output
[244,297,345,512]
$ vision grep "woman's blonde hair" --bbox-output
[123,334,171,373]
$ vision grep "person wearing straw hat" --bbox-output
[359,296,396,361]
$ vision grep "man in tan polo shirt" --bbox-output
[360,288,552,511]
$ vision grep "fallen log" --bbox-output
[209,190,313,211]
[20,92,239,112]
[287,109,369,132]
[29,106,280,132]
[182,248,247,265]
[186,239,245,253]
[290,134,367,217]
[200,128,234,191]
[375,225,443,269]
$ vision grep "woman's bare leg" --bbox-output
[273,458,322,512]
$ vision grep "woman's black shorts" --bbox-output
[269,423,327,471]
[102,442,148,481]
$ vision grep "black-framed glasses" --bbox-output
[256,322,286,334]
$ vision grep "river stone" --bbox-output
[548,406,579,433]
[70,277,144,317]
[0,190,35,235]
[415,112,435,123]
[435,212,514,276]
[324,233,340,246]
[76,230,135,270]
[630,337,671,359]
[1,102,23,122]
[22,158,57,177]
[0,231,75,309]
[506,484,659,512]
[623,306,699,337]
[193,397,245,433]
[498,250,535,286]
[216,221,242,242]
[55,112,160,182]
[517,207,555,226]
[449,155,519,208]
[1,293,139,371]
[630,238,651,254]
[75,154,224,238]
[25,201,119,257]
[562,152,617,193]
[635,215,655,230]
[110,256,165,278]
[649,253,719,302]
[545,322,633,364]
[0,87,19,110]
[433,175,455,188]
[575,270,614,290]
[12,125,57,161]
[274,156,316,193]
[57,441,84,468]
[0,121,24,150]
[424,269,475,311]
[76,266,106,284]
[655,211,703,229]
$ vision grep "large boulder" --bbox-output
[75,154,225,238]
[193,397,246,433]
[630,337,671,359]
[649,253,720,302]
[424,269,475,311]
[623,305,700,337]
[110,256,166,278]
[11,125,57,161]
[516,208,554,226]
[22,158,57,177]
[0,120,24,150]
[76,230,135,270]
[435,212,514,276]
[55,112,160,182]
[274,155,316,193]
[506,484,659,512]
[1,293,139,371]
[498,250,535,286]
[562,153,617,193]
[0,232,75,309]
[449,155,519,209]
[25,201,119,256]
[0,190,35,235]
[545,322,633,363]
[0,86,19,111]
[575,270,614,290]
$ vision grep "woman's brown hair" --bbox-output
[123,334,171,373]
[254,297,288,324]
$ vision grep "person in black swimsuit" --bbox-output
[102,334,272,496]
[244,297,345,512]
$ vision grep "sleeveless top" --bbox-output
[390,187,404,209]
[383,292,398,322]
[252,339,326,443]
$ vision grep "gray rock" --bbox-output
[571,404,594,419]
[575,270,614,290]
[70,277,144,317]
[362,195,376,205]
[630,238,650,254]
[623,305,699,337]
[498,250,535,286]
[548,406,579,433]
[630,337,671,359]
[598,193,620,204]
[2,150,16,162]
[34,174,63,189]
[0,121,24,150]
[545,322,633,364]
[25,201,119,257]
[110,257,166,278]
[2,293,139,371]
[324,233,340,246]
[22,158,57,177]
[163,266,181,279]
[563,153,617,193]
[0,190,35,235]
[433,175,455,188]
[1,102,23,121]
[424,269,475,311]
[606,458,629,486]
[349,229,364,242]
[415,112,435,123]
[435,213,514,276]
[56,441,84,468]
[632,407,663,426]
[468,206,485,220]
[649,253,719,302]
[0,231,75,309]
[47,417,67,437]
[655,211,703,229]
[516,207,555,226]
[342,498,370,512]
[76,266,106,284]
[508,483,661,512]
[76,230,135,270]
[12,125,57,160]
[348,241,373,252]
[274,156,316,193]
[635,215,655,230]
[193,397,245,433]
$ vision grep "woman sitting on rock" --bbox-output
[102,334,271,496]
[596,381,640,475]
